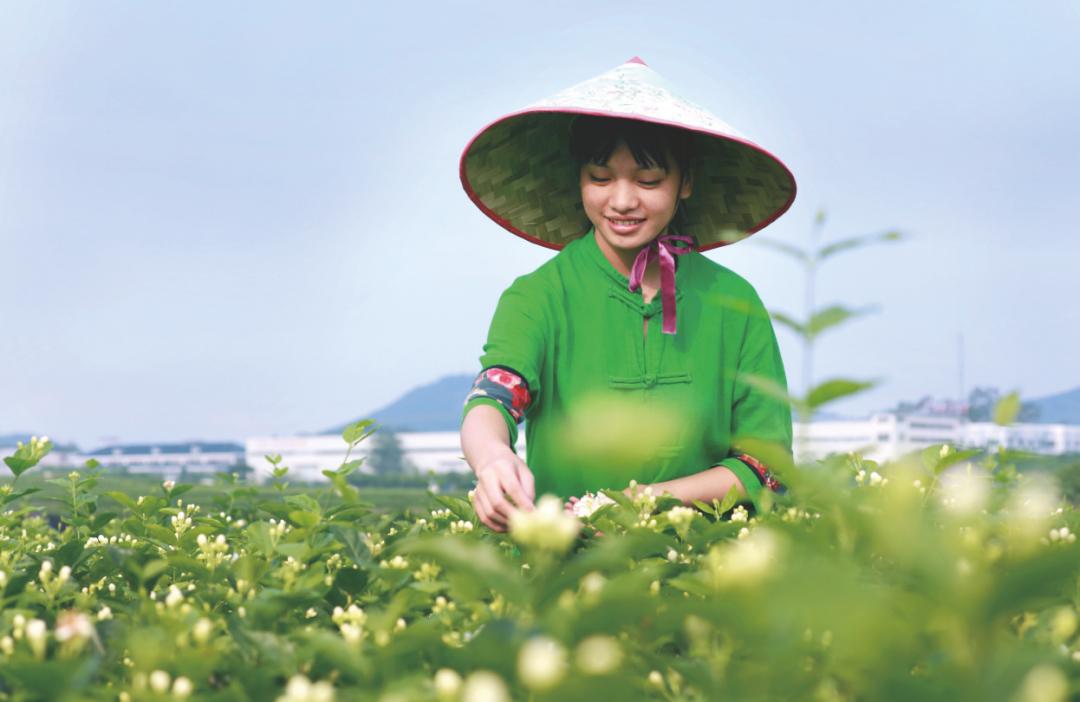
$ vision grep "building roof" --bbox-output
[86,441,244,456]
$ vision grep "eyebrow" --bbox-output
[585,162,668,172]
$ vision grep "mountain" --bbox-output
[324,374,475,434]
[322,375,1080,437]
[1028,386,1080,424]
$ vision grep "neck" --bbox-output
[593,229,664,279]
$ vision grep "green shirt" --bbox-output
[463,229,792,513]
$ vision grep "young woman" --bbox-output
[458,58,796,532]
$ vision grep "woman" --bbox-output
[458,58,796,532]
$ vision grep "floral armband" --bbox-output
[735,453,785,494]
[464,366,533,423]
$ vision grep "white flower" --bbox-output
[580,572,606,596]
[730,505,749,523]
[575,635,622,675]
[571,492,616,518]
[340,623,363,645]
[192,618,214,644]
[1013,664,1067,702]
[1004,475,1062,550]
[149,670,171,694]
[433,668,463,700]
[706,528,781,588]
[450,520,475,534]
[277,675,335,702]
[172,676,194,699]
[163,480,176,491]
[165,585,184,609]
[648,670,664,687]
[25,619,47,659]
[938,464,990,516]
[517,636,568,690]
[509,495,580,552]
[666,505,696,533]
[54,610,94,643]
[461,670,508,702]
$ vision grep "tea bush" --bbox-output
[1,432,1078,701]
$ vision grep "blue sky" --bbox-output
[2,1,1078,448]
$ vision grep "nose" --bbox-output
[609,179,639,212]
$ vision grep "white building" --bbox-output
[245,432,527,483]
[796,414,1080,462]
[247,415,1079,483]
[81,442,245,481]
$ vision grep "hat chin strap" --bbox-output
[627,234,694,335]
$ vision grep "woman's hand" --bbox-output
[471,454,535,533]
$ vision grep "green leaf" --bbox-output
[2,437,52,478]
[329,525,372,567]
[806,378,879,411]
[805,304,876,340]
[246,521,276,557]
[333,567,369,597]
[397,535,527,605]
[717,485,741,515]
[105,491,139,510]
[692,499,717,517]
[342,419,377,445]
[816,230,903,262]
[770,311,807,339]
[752,236,810,264]
[288,510,321,529]
[0,487,41,506]
[993,392,1021,426]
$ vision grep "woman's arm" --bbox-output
[627,465,746,505]
[461,403,535,532]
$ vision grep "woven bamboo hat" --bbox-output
[460,57,796,251]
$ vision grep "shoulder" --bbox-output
[687,251,765,305]
[500,236,586,299]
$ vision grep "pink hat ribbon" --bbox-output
[628,234,694,335]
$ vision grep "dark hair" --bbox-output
[569,115,695,176]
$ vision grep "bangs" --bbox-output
[569,115,694,172]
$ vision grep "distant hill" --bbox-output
[321,374,876,435]
[323,374,475,434]
[1028,386,1080,424]
[322,376,1080,437]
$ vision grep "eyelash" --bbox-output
[589,176,662,186]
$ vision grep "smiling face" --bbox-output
[580,140,693,267]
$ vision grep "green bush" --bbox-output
[0,434,1077,701]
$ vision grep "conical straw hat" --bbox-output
[460,57,796,251]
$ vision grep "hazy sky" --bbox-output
[2,1,1078,448]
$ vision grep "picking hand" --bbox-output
[471,455,535,533]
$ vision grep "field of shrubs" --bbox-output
[1,427,1078,701]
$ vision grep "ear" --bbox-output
[679,168,694,200]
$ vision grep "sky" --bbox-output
[2,1,1078,449]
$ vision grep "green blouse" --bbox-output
[462,229,792,513]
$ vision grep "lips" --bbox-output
[606,216,645,235]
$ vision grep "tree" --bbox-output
[967,386,1040,423]
[367,429,413,476]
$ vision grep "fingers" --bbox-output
[472,486,506,532]
[516,462,536,504]
[477,471,517,527]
